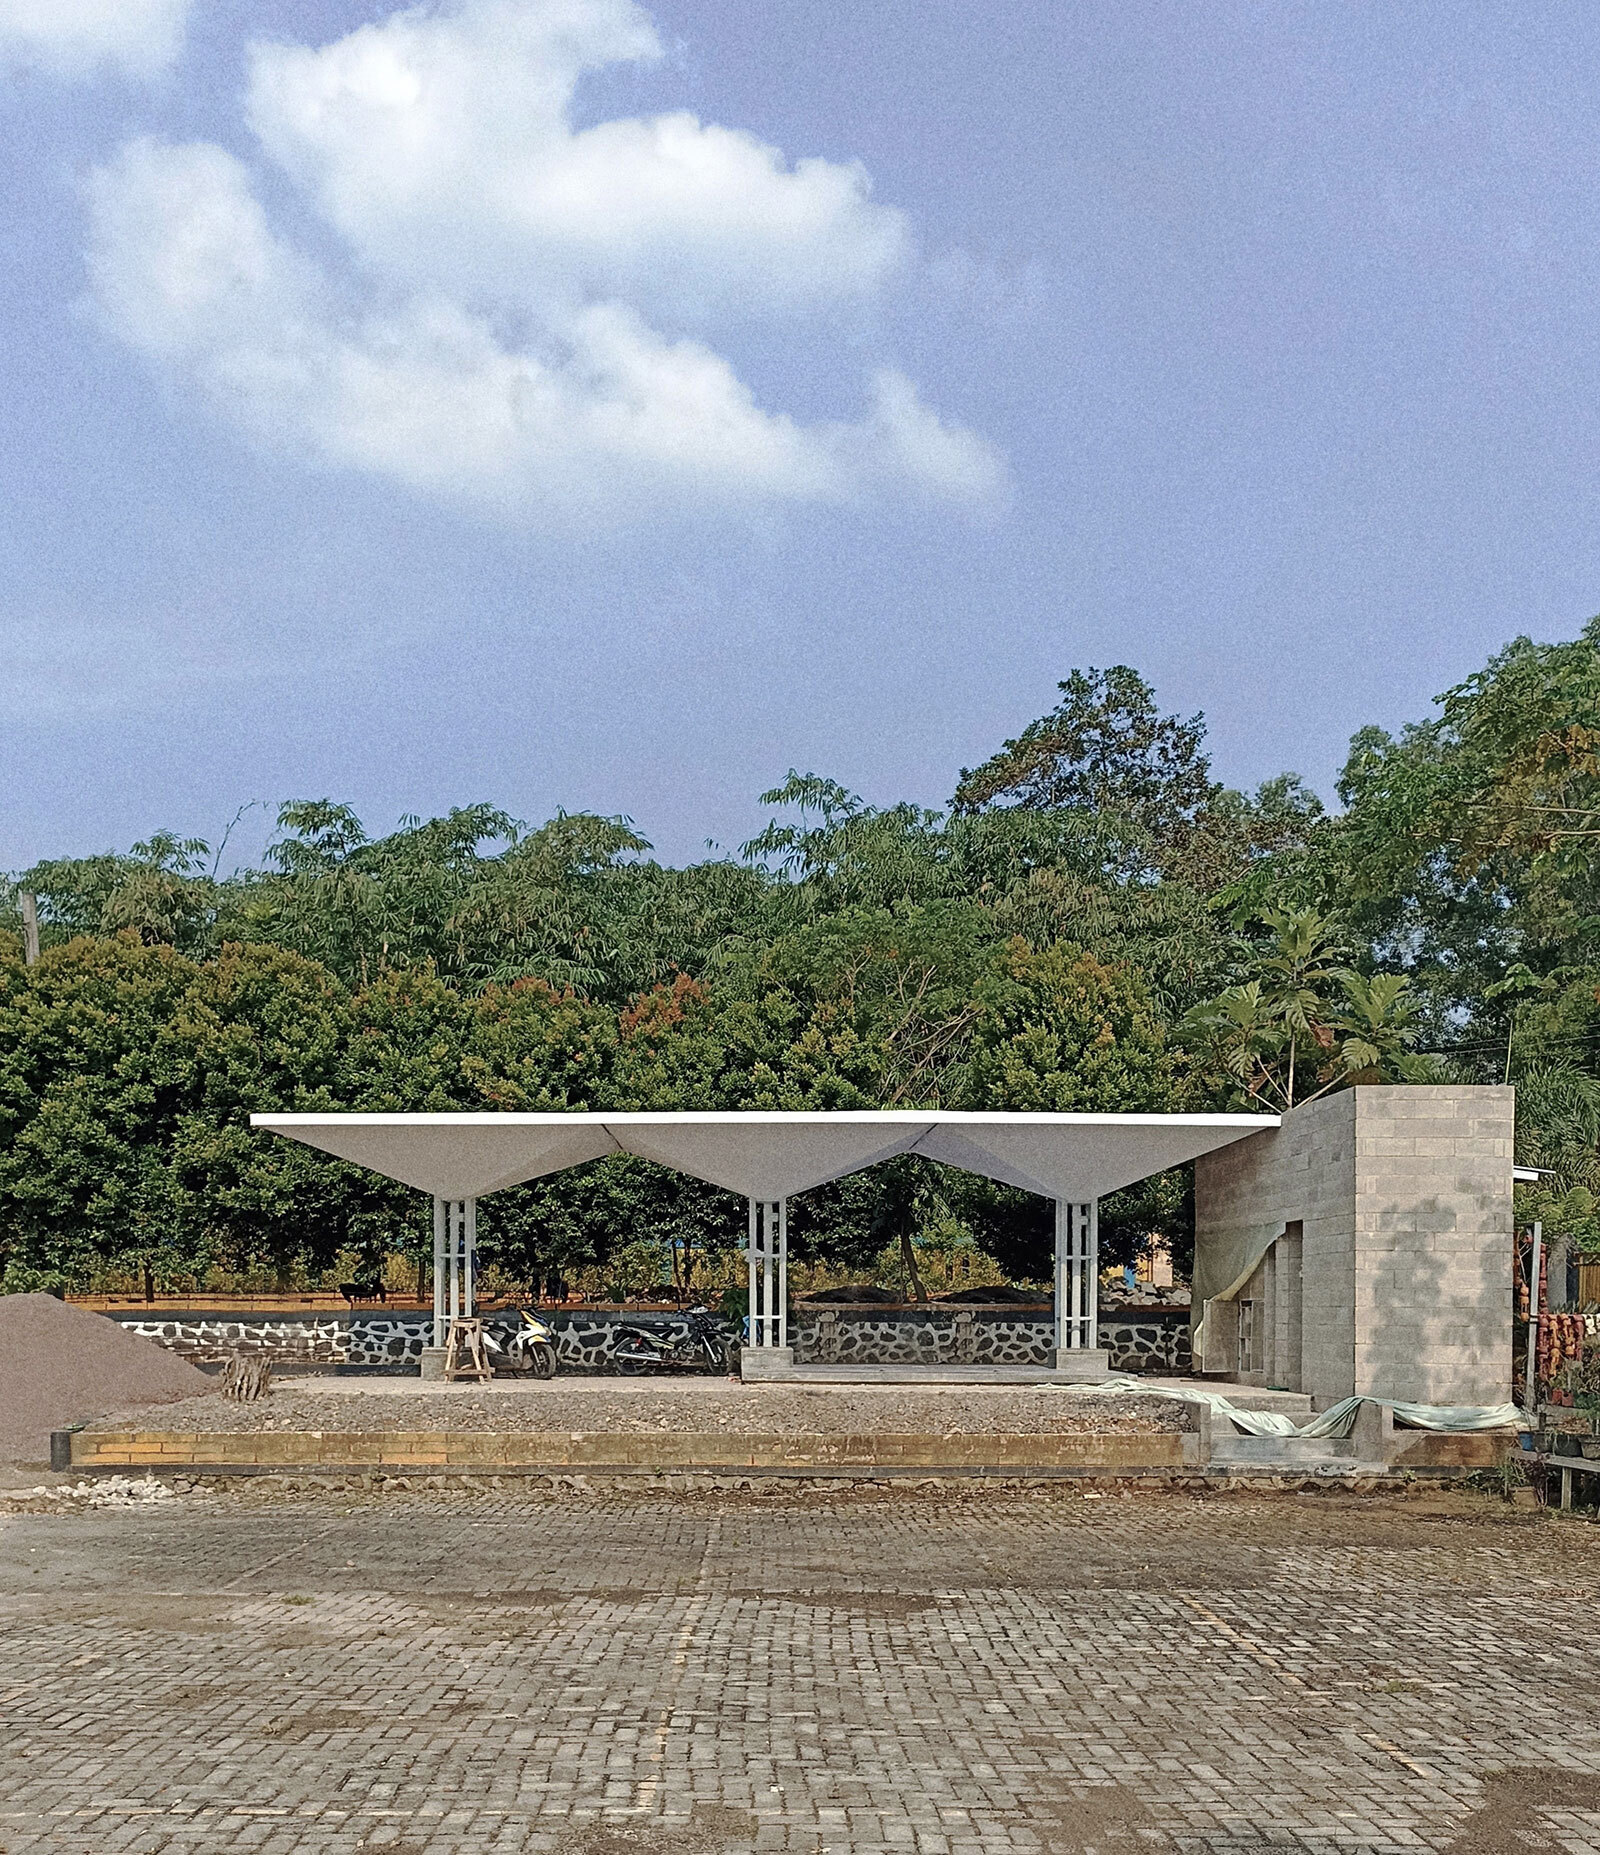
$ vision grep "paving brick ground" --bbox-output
[2,1482,1598,1854]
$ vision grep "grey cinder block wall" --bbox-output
[1192,1086,1513,1407]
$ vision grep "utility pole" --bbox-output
[19,892,39,966]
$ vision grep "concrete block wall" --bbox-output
[1352,1086,1513,1406]
[1194,1090,1357,1393]
[1194,1086,1513,1407]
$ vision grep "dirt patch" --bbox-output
[261,1706,386,1740]
[558,1807,760,1855]
[154,1682,236,1709]
[1014,1780,1154,1853]
[0,1294,211,1464]
[1443,1768,1600,1852]
[729,1586,937,1618]
[71,1595,243,1635]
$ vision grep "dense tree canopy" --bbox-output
[4,623,1596,1295]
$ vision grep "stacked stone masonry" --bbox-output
[105,1307,1191,1373]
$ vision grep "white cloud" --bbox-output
[0,0,191,79]
[85,0,1006,525]
[244,0,906,326]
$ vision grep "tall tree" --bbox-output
[951,666,1218,841]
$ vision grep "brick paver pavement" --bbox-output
[2,1481,1598,1854]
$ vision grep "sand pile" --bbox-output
[0,1294,211,1465]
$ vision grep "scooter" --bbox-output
[483,1308,559,1379]
[611,1306,734,1375]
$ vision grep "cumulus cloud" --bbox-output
[84,0,1005,525]
[0,0,191,79]
[244,0,907,326]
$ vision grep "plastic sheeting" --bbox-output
[1189,1221,1284,1367]
[1046,1375,1520,1437]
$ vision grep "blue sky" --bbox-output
[2,0,1598,870]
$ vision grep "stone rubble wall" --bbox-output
[105,1307,1191,1373]
[106,1311,712,1373]
[793,1308,1190,1372]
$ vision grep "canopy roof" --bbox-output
[250,1110,1276,1203]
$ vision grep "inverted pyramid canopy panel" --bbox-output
[617,1117,934,1200]
[914,1117,1280,1201]
[252,1110,1275,1202]
[254,1115,620,1202]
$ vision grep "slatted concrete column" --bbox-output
[742,1197,792,1376]
[745,1198,788,1347]
[432,1196,447,1351]
[1053,1198,1109,1380]
[432,1196,477,1351]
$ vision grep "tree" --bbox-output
[950,667,1320,892]
[0,935,198,1292]
[19,833,218,957]
[166,943,369,1285]
[867,1157,940,1302]
[1301,620,1600,1039]
[1180,910,1433,1111]
[465,978,615,1111]
[481,1156,743,1303]
[965,939,1180,1113]
[951,666,1219,842]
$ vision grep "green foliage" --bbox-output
[1180,909,1432,1110]
[1517,1184,1600,1258]
[966,940,1178,1112]
[1512,1063,1600,1197]
[17,626,1590,1292]
[949,664,1322,891]
[1304,621,1600,1035]
[481,1156,743,1301]
[951,665,1218,841]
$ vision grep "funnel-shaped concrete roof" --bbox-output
[251,1110,1276,1202]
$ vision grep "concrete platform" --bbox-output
[735,1363,1313,1417]
[757,1365,1076,1386]
[224,1366,1315,1416]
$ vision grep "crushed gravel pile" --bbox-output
[0,1295,212,1464]
[0,1474,175,1510]
[97,1379,1195,1437]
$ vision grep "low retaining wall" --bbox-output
[63,1425,1507,1476]
[70,1428,1187,1474]
[793,1307,1191,1373]
[103,1310,710,1372]
[106,1306,1191,1373]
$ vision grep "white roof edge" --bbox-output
[250,1110,1280,1128]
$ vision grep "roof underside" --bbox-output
[249,1111,1277,1203]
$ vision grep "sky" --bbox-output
[2,0,1598,871]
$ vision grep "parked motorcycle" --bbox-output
[611,1306,734,1375]
[483,1308,559,1379]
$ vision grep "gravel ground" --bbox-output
[86,1378,1196,1435]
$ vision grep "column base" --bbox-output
[1051,1348,1111,1382]
[419,1346,447,1382]
[740,1346,795,1382]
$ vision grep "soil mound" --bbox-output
[797,1284,902,1305]
[936,1285,1048,1305]
[0,1294,211,1465]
